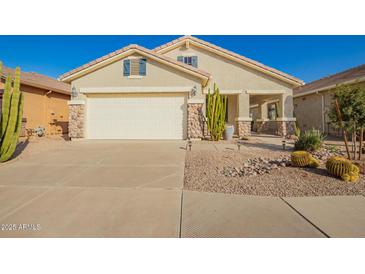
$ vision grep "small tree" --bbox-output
[328,83,365,160]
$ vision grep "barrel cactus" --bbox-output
[291,151,319,168]
[326,156,359,182]
[0,63,24,162]
[206,83,227,141]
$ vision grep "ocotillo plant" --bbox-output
[206,84,227,141]
[0,63,24,162]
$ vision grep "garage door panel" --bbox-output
[86,95,187,139]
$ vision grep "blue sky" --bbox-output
[0,35,365,83]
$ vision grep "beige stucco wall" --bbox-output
[70,54,203,100]
[294,89,343,134]
[294,93,323,131]
[293,81,365,135]
[164,45,294,92]
[0,80,70,135]
[163,44,296,119]
[226,95,237,125]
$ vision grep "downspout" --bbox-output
[321,92,325,133]
[45,90,53,135]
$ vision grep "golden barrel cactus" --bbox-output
[326,156,359,182]
[291,151,320,168]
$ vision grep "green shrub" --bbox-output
[294,122,301,138]
[294,129,325,151]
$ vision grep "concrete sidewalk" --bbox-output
[181,191,365,238]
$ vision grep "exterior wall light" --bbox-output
[71,86,78,99]
[191,86,197,97]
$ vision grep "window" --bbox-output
[123,57,147,77]
[267,103,278,120]
[177,55,198,68]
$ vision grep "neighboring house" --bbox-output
[60,36,303,140]
[293,64,365,136]
[0,66,71,136]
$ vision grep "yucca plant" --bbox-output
[206,84,227,141]
[0,62,24,162]
[294,129,325,152]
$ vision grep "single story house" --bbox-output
[293,64,365,135]
[0,66,71,136]
[60,36,303,140]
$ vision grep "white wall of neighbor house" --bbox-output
[70,53,203,100]
[163,44,296,118]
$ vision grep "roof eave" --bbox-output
[293,76,365,98]
[1,75,70,95]
[60,47,210,84]
[154,37,304,87]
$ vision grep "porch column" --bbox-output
[68,100,85,139]
[277,94,296,137]
[235,93,252,137]
[256,102,268,134]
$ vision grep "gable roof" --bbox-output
[59,44,211,83]
[154,35,304,86]
[294,64,365,97]
[1,65,70,95]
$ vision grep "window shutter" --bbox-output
[139,58,147,76]
[177,56,183,62]
[123,59,130,76]
[191,56,198,67]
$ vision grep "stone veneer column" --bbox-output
[68,101,85,139]
[277,119,296,137]
[235,118,252,137]
[187,101,204,139]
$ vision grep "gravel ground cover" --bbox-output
[184,146,365,197]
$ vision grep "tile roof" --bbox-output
[59,44,211,81]
[294,64,365,96]
[153,35,304,85]
[1,65,70,95]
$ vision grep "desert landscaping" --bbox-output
[184,136,365,197]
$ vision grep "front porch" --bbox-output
[224,90,296,138]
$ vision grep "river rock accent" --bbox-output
[188,103,204,139]
[278,121,296,137]
[69,104,85,138]
[236,120,251,137]
[222,156,291,177]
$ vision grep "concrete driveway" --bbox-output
[0,140,364,237]
[0,140,186,237]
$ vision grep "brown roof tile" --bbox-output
[154,35,304,85]
[1,66,70,95]
[59,44,211,81]
[294,64,365,96]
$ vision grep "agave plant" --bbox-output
[294,129,325,152]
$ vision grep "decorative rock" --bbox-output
[236,120,251,137]
[222,155,291,177]
[69,104,85,138]
[187,103,204,139]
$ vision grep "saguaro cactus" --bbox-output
[206,84,227,141]
[0,63,24,162]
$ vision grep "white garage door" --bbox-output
[86,94,187,139]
